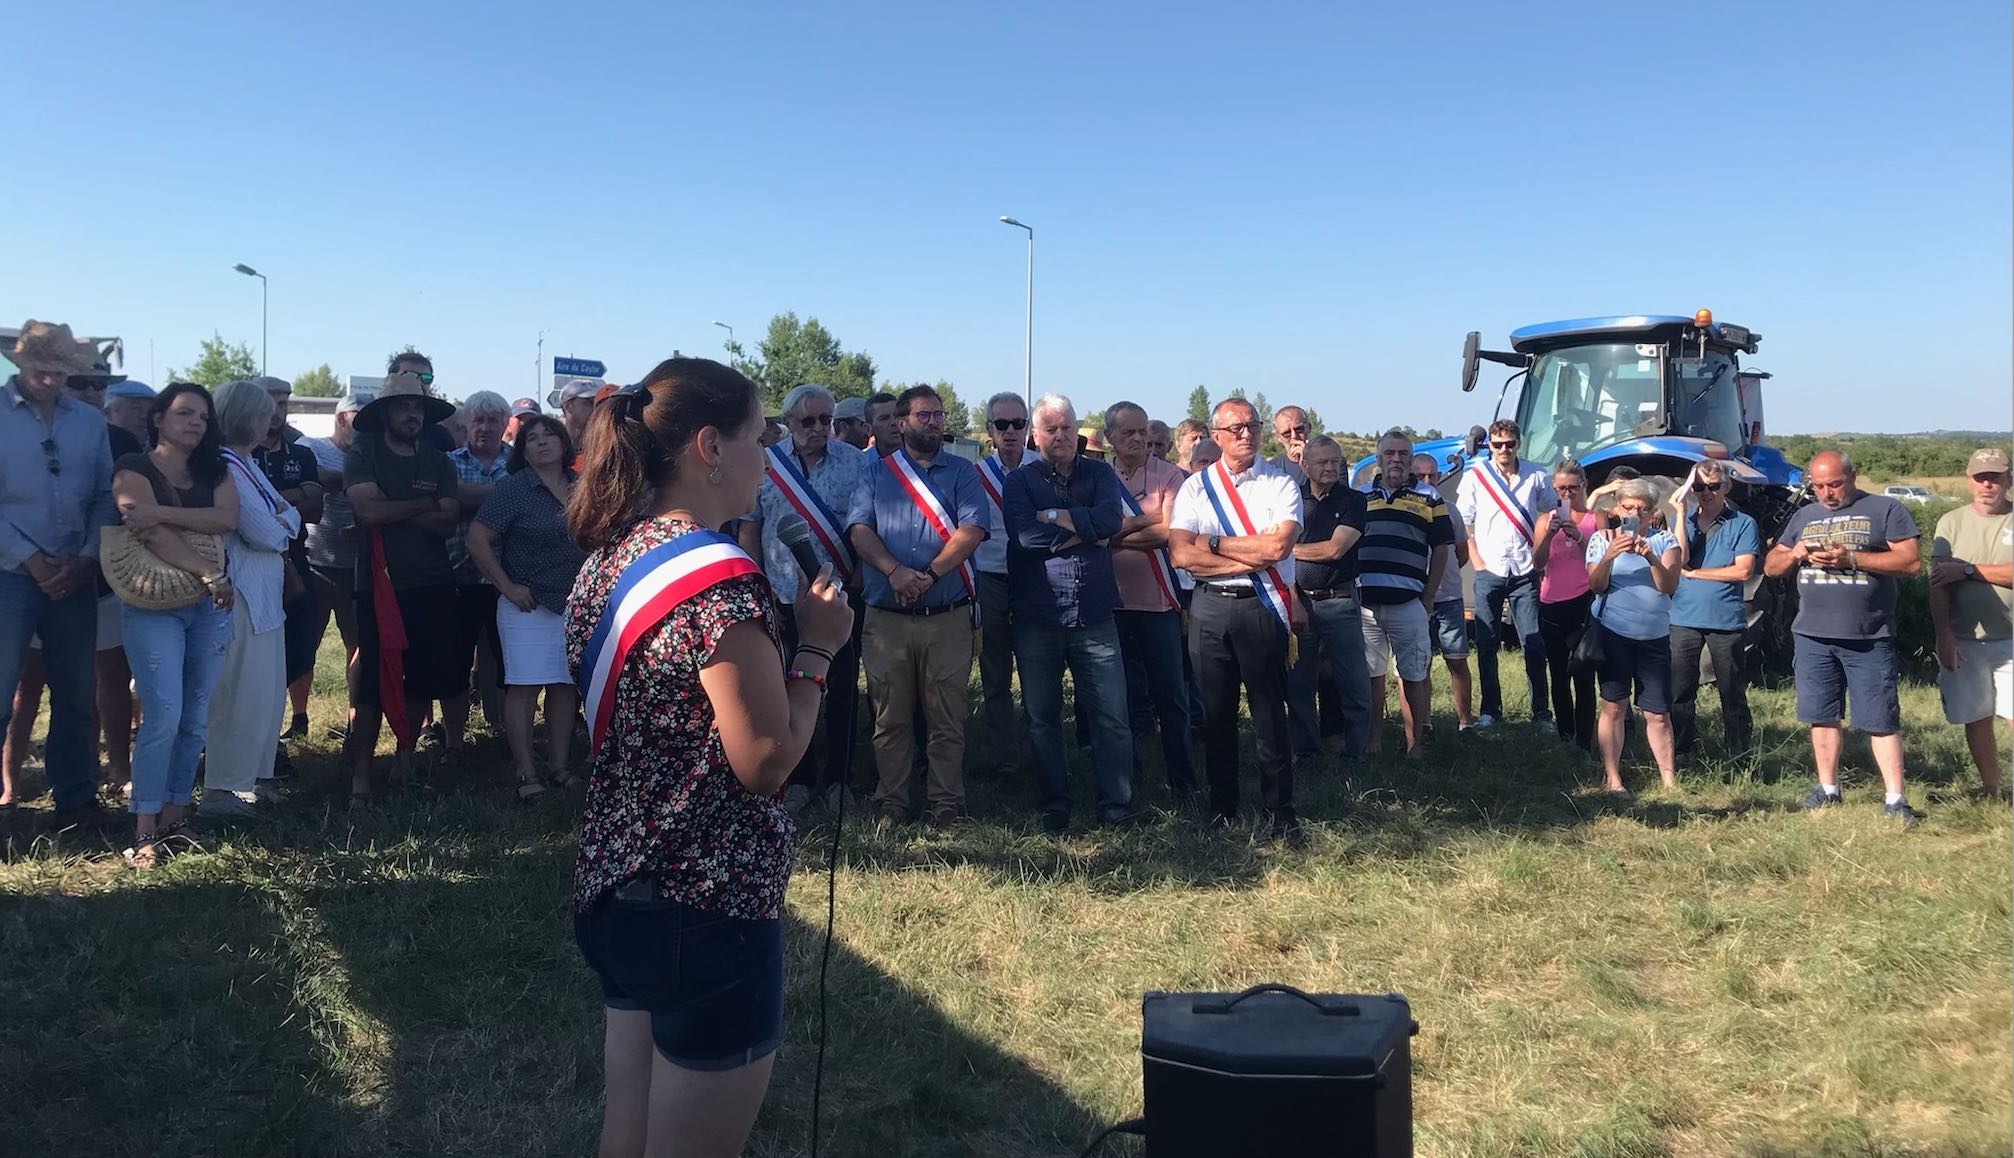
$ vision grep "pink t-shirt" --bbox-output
[1540,508,1604,603]
[1111,457,1188,612]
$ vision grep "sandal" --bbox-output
[516,776,550,803]
[123,834,163,870]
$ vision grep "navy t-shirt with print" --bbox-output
[1779,493,1919,640]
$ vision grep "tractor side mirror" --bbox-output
[1461,331,1481,392]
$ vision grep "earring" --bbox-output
[708,466,722,485]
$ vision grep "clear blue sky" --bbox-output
[8,0,2008,436]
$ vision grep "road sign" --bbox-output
[553,357,605,379]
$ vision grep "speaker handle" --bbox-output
[1192,984,1360,1016]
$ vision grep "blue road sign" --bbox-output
[553,356,606,378]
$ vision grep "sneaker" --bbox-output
[325,724,350,743]
[1801,785,1843,810]
[1530,714,1554,731]
[254,780,289,804]
[1472,714,1497,729]
[199,791,258,818]
[1884,801,1926,830]
[925,806,966,830]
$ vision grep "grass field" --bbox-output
[1,634,2009,1158]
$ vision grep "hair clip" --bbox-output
[613,380,649,418]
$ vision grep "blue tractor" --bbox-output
[1356,310,1806,670]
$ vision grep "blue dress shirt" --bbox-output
[1002,454,1125,628]
[846,449,988,610]
[0,379,116,570]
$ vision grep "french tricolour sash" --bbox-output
[1118,485,1179,612]
[885,448,977,607]
[578,530,762,753]
[977,453,1010,520]
[1198,461,1294,637]
[765,443,854,580]
[1472,458,1536,547]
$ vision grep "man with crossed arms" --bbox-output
[848,384,987,826]
[1168,398,1303,842]
[1455,417,1555,729]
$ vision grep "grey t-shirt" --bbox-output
[1780,493,1919,640]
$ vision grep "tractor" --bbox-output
[1355,311,1806,672]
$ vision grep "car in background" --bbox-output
[1881,485,1937,504]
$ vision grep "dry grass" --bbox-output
[0,636,2008,1157]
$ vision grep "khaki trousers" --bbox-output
[861,606,973,816]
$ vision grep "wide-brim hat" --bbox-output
[354,386,455,433]
[9,320,100,375]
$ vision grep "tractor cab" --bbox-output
[1461,310,1784,486]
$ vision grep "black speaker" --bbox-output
[1140,985,1416,1157]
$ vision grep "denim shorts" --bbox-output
[1794,635,1901,734]
[574,882,784,1071]
[1597,625,1671,714]
[1430,599,1471,658]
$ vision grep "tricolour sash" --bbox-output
[578,530,762,753]
[1472,458,1536,546]
[765,443,854,581]
[1198,461,1294,637]
[883,450,978,610]
[976,453,1010,514]
[1117,485,1179,612]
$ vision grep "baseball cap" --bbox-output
[510,397,542,417]
[1968,448,2010,475]
[547,378,602,408]
[106,379,156,401]
[834,397,867,423]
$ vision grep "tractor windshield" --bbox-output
[1518,343,1663,468]
[1671,350,1745,448]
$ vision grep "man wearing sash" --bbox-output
[1167,399,1304,841]
[740,383,870,809]
[846,385,987,825]
[1105,400,1196,798]
[971,392,1031,770]
[1455,418,1556,729]
[1002,394,1133,833]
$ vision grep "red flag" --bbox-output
[368,529,412,746]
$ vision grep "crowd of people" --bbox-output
[2,325,2006,1153]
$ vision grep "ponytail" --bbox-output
[566,357,759,553]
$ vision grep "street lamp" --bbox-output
[712,320,735,360]
[232,263,268,374]
[998,217,1033,402]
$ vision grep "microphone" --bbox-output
[778,514,825,585]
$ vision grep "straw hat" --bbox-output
[9,320,99,375]
[353,373,455,433]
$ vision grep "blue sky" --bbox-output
[8,0,2008,436]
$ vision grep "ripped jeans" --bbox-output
[122,601,233,816]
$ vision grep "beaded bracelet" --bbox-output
[785,669,828,692]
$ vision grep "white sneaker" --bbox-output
[199,791,258,817]
[1473,714,1498,729]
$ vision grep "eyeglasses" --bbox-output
[905,409,947,424]
[795,413,834,429]
[1555,483,1582,493]
[41,438,59,477]
[1214,422,1261,438]
[991,417,1028,432]
[64,380,108,393]
[1490,439,1520,450]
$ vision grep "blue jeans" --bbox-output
[0,572,101,810]
[123,601,233,816]
[1114,609,1196,794]
[1473,569,1548,720]
[1014,618,1135,818]
[1288,593,1373,760]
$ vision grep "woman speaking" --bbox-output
[564,358,851,1158]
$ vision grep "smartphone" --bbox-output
[1620,515,1641,536]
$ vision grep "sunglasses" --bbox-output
[991,417,1028,432]
[795,413,834,429]
[395,370,435,386]
[41,438,60,477]
[1490,439,1520,450]
[65,380,109,393]
[1690,479,1723,493]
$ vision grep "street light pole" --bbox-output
[232,263,268,374]
[713,320,735,361]
[999,217,1033,402]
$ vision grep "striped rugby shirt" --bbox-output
[1358,480,1454,605]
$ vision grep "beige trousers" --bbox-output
[860,607,973,816]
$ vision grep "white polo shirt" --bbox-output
[1455,457,1555,576]
[1169,457,1303,589]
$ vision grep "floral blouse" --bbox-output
[565,516,794,917]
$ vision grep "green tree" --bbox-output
[736,312,878,412]
[1423,427,1445,440]
[292,363,343,397]
[1186,385,1211,423]
[168,333,258,387]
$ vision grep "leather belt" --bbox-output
[1200,584,1258,599]
[870,597,974,617]
[1299,585,1357,601]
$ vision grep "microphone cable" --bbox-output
[809,725,844,1157]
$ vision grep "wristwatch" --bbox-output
[1965,561,1980,581]
[1208,534,1222,555]
[1043,508,1058,524]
